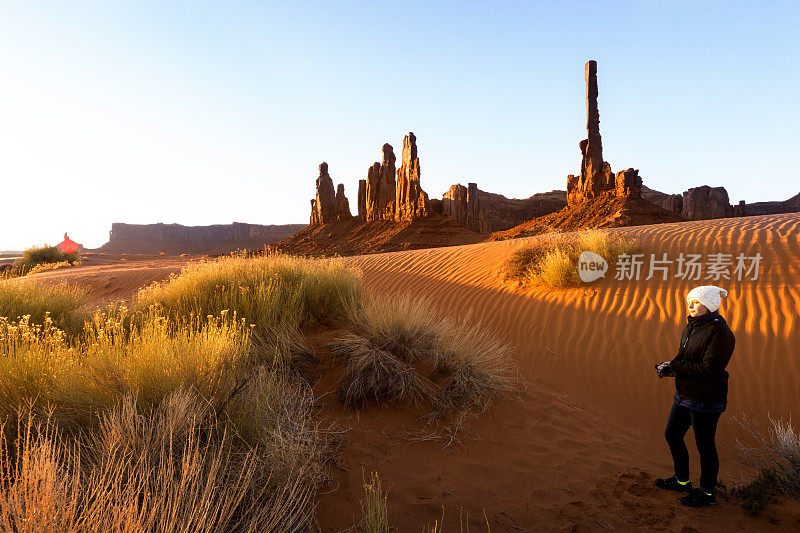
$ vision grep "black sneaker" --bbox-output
[654,476,693,494]
[679,488,717,507]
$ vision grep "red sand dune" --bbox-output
[20,214,800,530]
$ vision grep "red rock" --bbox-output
[466,183,480,232]
[442,184,468,225]
[443,185,567,233]
[357,179,366,220]
[335,183,352,220]
[614,168,642,198]
[310,162,337,225]
[365,162,382,222]
[681,186,733,220]
[379,143,397,220]
[395,132,428,221]
[567,61,643,206]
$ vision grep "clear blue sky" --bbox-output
[1,1,798,249]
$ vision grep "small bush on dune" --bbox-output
[332,332,434,409]
[137,252,362,334]
[504,229,638,288]
[734,416,800,514]
[137,253,360,377]
[14,245,78,275]
[0,280,87,335]
[503,242,549,281]
[431,313,517,416]
[333,294,517,419]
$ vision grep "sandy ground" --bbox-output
[16,214,800,531]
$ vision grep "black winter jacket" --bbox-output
[669,314,736,404]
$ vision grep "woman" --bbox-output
[653,285,736,507]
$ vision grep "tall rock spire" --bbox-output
[395,132,428,220]
[310,162,336,225]
[567,60,641,205]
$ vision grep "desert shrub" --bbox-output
[332,332,434,408]
[734,416,800,514]
[431,312,517,416]
[503,242,550,280]
[137,252,362,334]
[332,294,517,418]
[0,280,87,336]
[504,229,638,288]
[15,245,77,274]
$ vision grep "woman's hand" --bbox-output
[655,361,676,378]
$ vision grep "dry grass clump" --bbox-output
[0,280,87,335]
[733,416,800,514]
[26,260,76,276]
[137,252,362,335]
[0,392,318,532]
[332,294,517,419]
[224,366,341,489]
[359,470,390,533]
[332,333,433,409]
[504,229,638,288]
[431,314,517,416]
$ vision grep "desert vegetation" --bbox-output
[0,280,88,336]
[332,294,518,423]
[5,245,79,278]
[0,252,517,528]
[733,416,800,515]
[504,229,638,288]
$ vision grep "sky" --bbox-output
[0,1,798,250]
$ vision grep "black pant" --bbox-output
[664,401,722,490]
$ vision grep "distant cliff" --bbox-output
[99,222,306,254]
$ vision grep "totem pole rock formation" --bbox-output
[361,133,430,222]
[567,60,642,205]
[310,162,336,225]
[334,183,352,220]
[357,179,366,220]
[308,132,432,226]
[395,132,429,221]
[365,162,382,222]
[379,144,397,220]
[364,145,397,222]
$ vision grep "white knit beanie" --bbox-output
[686,285,729,312]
